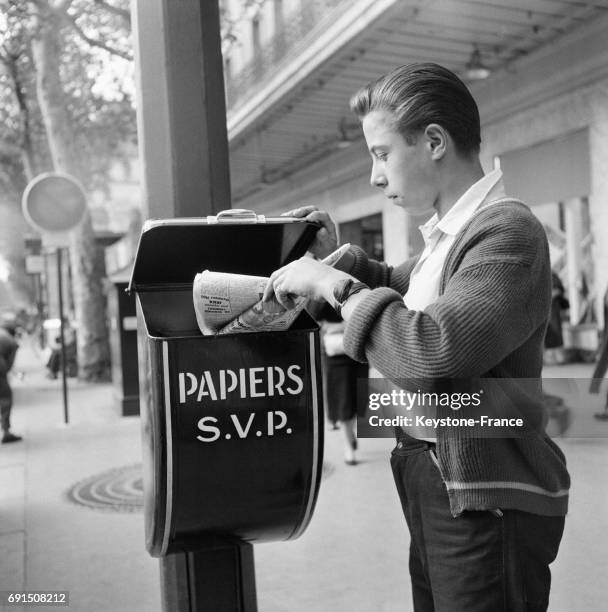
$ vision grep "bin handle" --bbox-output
[207,209,266,224]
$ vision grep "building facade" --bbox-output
[222,0,608,332]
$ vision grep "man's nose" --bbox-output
[370,167,387,189]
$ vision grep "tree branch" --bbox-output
[5,52,34,157]
[93,0,131,26]
[65,16,132,60]
[31,0,132,60]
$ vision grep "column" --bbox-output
[564,197,584,325]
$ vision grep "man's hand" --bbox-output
[281,205,338,259]
[263,257,353,310]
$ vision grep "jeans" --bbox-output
[390,439,565,612]
[0,376,12,432]
[1,397,11,432]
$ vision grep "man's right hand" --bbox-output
[281,205,338,259]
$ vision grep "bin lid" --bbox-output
[128,209,320,292]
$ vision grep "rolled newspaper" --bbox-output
[192,272,267,335]
[193,243,351,335]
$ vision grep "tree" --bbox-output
[0,0,135,380]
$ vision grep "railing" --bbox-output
[225,0,349,111]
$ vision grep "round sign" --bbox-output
[22,172,87,234]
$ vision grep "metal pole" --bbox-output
[35,274,45,348]
[132,0,254,608]
[43,251,52,343]
[159,544,257,612]
[56,248,69,424]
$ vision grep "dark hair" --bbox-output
[350,63,481,156]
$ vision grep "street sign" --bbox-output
[22,173,87,246]
[25,255,44,275]
[21,172,85,424]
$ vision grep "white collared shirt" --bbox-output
[400,169,506,441]
[403,169,506,310]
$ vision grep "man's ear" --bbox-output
[424,123,448,160]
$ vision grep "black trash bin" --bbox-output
[107,271,140,416]
[129,210,324,556]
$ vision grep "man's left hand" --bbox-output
[262,257,353,309]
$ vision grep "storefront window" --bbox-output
[339,213,383,260]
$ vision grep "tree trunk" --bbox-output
[30,7,110,381]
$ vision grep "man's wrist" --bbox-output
[332,278,368,318]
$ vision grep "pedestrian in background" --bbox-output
[0,321,22,444]
[590,285,608,420]
[544,270,569,364]
[320,309,367,465]
[264,63,569,611]
[46,319,77,379]
[542,270,572,434]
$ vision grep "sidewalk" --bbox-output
[1,338,159,612]
[1,337,608,611]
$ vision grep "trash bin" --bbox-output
[129,210,324,556]
[107,270,140,416]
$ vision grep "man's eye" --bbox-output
[376,152,387,161]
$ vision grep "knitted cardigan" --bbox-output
[343,199,570,517]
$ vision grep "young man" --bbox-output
[263,63,569,611]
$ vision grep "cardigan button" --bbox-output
[397,442,403,449]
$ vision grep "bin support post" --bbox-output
[160,542,257,612]
[131,0,230,219]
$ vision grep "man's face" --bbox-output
[361,110,438,216]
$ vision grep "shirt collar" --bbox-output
[436,168,505,237]
[419,212,439,244]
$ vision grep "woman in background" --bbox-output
[320,308,368,465]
